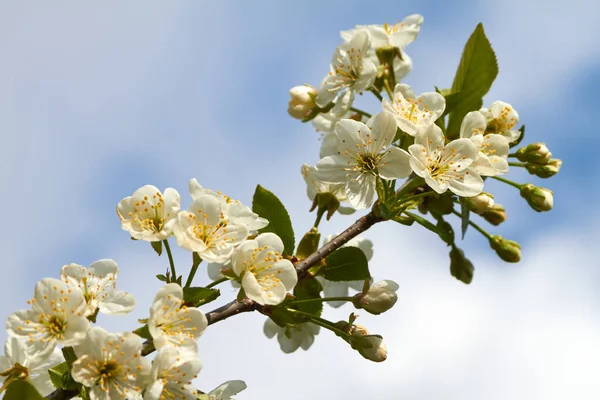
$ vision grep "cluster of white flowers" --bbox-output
[2,260,246,399]
[117,180,299,306]
[292,14,527,210]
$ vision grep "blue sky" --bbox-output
[1,1,599,399]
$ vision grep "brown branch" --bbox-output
[296,211,383,278]
[46,213,383,399]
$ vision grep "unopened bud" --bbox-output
[428,194,454,215]
[515,143,552,164]
[287,85,317,120]
[481,204,506,226]
[490,235,521,263]
[525,159,562,178]
[350,325,387,362]
[449,246,474,284]
[353,280,399,315]
[520,184,553,212]
[464,192,494,215]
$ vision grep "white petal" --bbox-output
[315,155,351,184]
[367,112,397,154]
[448,170,484,197]
[345,173,376,209]
[98,290,135,315]
[255,233,285,254]
[460,111,486,139]
[378,147,411,179]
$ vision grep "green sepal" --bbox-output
[133,324,152,340]
[150,241,162,256]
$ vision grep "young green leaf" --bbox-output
[182,287,220,305]
[322,247,370,282]
[48,361,79,391]
[252,185,295,256]
[132,324,152,340]
[446,23,499,138]
[296,229,321,260]
[4,380,45,400]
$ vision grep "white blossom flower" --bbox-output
[408,124,483,197]
[382,83,445,136]
[459,111,509,176]
[71,327,150,400]
[263,319,320,353]
[117,185,180,242]
[60,259,135,317]
[479,101,521,142]
[144,347,202,400]
[317,235,373,307]
[231,233,297,305]
[207,380,247,400]
[6,278,89,358]
[188,179,268,233]
[301,163,349,206]
[316,31,377,111]
[173,193,249,264]
[315,112,411,209]
[341,15,424,49]
[0,337,64,396]
[148,283,208,353]
[350,325,387,362]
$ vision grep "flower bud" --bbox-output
[463,192,494,215]
[525,159,562,178]
[428,194,454,215]
[449,246,474,284]
[353,280,399,315]
[515,143,552,164]
[520,184,553,212]
[287,85,317,120]
[350,325,387,362]
[481,204,506,226]
[489,235,521,263]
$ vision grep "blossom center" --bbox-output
[394,98,431,123]
[96,360,121,391]
[188,209,230,249]
[40,314,68,341]
[244,246,284,299]
[129,192,168,233]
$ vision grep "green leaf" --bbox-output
[450,246,474,284]
[435,86,462,118]
[4,380,44,400]
[48,362,79,391]
[183,287,220,305]
[322,247,370,282]
[252,185,295,256]
[133,324,152,340]
[150,241,162,256]
[461,202,471,239]
[293,278,323,317]
[446,23,499,138]
[156,274,167,282]
[296,229,321,260]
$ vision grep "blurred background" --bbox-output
[1,1,599,399]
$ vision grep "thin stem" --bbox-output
[184,254,202,288]
[383,79,394,100]
[508,161,527,167]
[287,296,353,306]
[349,107,372,118]
[508,152,519,158]
[397,191,433,204]
[295,211,383,278]
[163,239,177,282]
[451,210,492,239]
[313,210,324,229]
[490,175,523,189]
[286,308,350,339]
[369,88,383,101]
[205,277,228,289]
